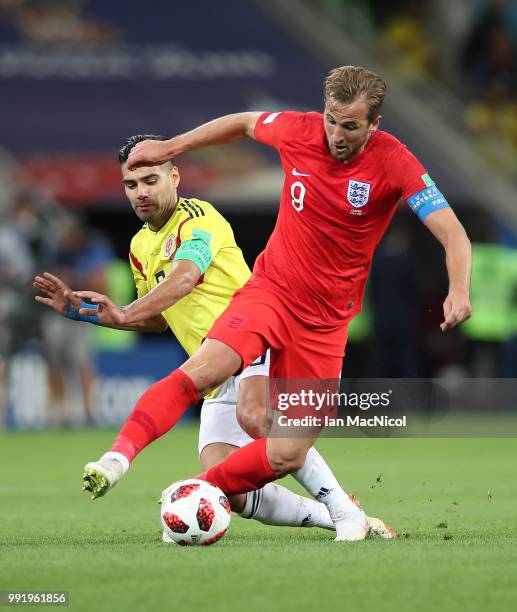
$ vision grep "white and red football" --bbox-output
[160,479,231,546]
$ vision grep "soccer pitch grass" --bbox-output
[1,426,516,612]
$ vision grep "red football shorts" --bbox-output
[206,281,349,379]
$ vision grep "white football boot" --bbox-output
[366,516,397,539]
[333,493,397,541]
[82,454,128,499]
[333,507,370,542]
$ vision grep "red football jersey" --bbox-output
[251,111,441,326]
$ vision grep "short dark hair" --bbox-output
[118,134,166,164]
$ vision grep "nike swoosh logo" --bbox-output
[292,168,310,177]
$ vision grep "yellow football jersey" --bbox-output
[129,197,251,359]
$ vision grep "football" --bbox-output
[160,479,232,546]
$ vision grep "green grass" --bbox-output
[1,426,516,612]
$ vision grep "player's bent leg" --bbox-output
[83,339,242,499]
[197,436,363,539]
[180,339,243,397]
[266,436,315,476]
[236,375,269,440]
[267,437,368,542]
[193,321,391,539]
[200,442,238,470]
[240,481,334,530]
[194,312,381,539]
[234,360,355,532]
[199,398,334,531]
[199,442,334,531]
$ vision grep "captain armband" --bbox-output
[406,185,450,222]
[174,238,213,274]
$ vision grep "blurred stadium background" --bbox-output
[1,0,516,429]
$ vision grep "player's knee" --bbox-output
[182,343,242,396]
[199,442,235,471]
[237,400,269,439]
[267,444,307,475]
[186,364,227,396]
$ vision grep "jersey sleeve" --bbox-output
[390,144,450,222]
[173,203,228,274]
[254,111,304,150]
[128,239,149,299]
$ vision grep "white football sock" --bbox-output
[293,446,362,522]
[100,451,130,476]
[240,482,334,530]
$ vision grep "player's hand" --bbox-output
[73,290,126,327]
[127,139,174,169]
[33,272,80,316]
[440,290,472,332]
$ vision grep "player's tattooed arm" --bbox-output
[75,260,200,328]
[423,208,473,331]
[126,112,263,169]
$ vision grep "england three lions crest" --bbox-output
[347,180,371,208]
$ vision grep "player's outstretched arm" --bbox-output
[127,112,263,169]
[35,271,167,332]
[34,272,80,316]
[423,208,473,331]
[75,259,200,328]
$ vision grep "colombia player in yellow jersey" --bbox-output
[35,135,393,539]
[129,194,250,360]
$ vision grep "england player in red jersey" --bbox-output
[81,66,472,541]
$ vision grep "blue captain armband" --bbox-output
[406,185,450,222]
[65,300,99,324]
[174,235,213,274]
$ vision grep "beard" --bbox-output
[327,135,370,162]
[330,146,352,161]
[329,142,358,161]
[134,202,157,223]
